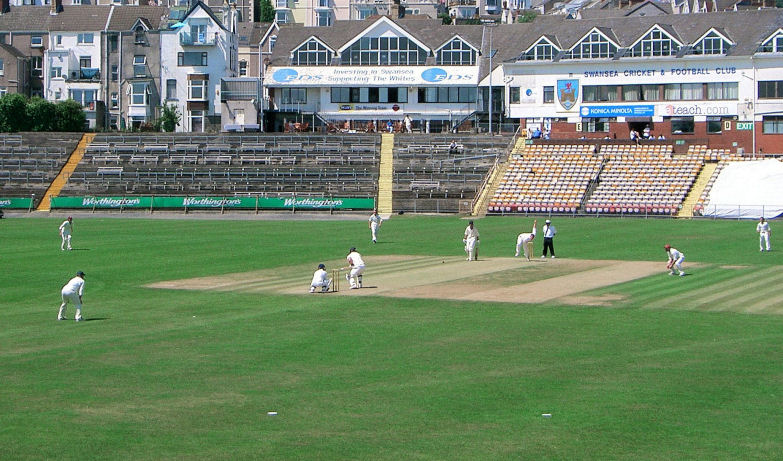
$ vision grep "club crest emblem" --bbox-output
[557,79,579,111]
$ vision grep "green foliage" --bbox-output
[54,99,87,132]
[1,217,782,459]
[438,12,452,25]
[0,93,30,132]
[159,104,181,132]
[26,97,57,132]
[517,10,537,23]
[258,0,275,22]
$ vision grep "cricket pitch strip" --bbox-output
[147,255,665,306]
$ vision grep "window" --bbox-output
[664,83,703,101]
[707,116,722,134]
[342,36,427,66]
[131,82,148,105]
[357,7,376,19]
[269,36,277,51]
[523,39,557,61]
[0,87,6,96]
[758,81,783,99]
[135,28,146,44]
[56,35,62,47]
[331,87,408,103]
[706,82,737,100]
[275,10,290,24]
[583,85,618,102]
[80,56,91,69]
[111,92,118,108]
[178,52,208,66]
[189,79,208,100]
[111,65,119,82]
[0,59,4,76]
[416,87,476,103]
[31,56,42,77]
[762,116,783,134]
[55,89,61,100]
[77,33,94,45]
[291,39,331,66]
[437,38,476,66]
[109,35,118,52]
[50,66,62,78]
[316,11,332,27]
[543,86,554,104]
[69,89,97,109]
[566,31,617,59]
[509,87,520,104]
[581,118,611,132]
[191,24,207,44]
[758,32,783,53]
[275,0,288,7]
[629,27,679,57]
[670,117,694,134]
[31,35,43,47]
[166,79,177,100]
[239,60,247,76]
[133,55,146,77]
[280,88,307,104]
[693,31,731,55]
[190,110,204,132]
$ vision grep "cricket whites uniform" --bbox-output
[310,268,332,293]
[59,275,84,321]
[667,248,685,276]
[347,251,366,289]
[757,221,771,251]
[464,225,479,261]
[369,214,382,243]
[59,219,72,250]
[516,224,537,261]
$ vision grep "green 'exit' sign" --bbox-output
[737,122,753,130]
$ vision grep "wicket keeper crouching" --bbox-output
[310,264,332,293]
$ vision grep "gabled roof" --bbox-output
[291,35,335,55]
[181,0,228,32]
[0,43,26,58]
[0,6,51,32]
[47,6,112,32]
[108,6,169,31]
[336,17,432,54]
[434,34,480,53]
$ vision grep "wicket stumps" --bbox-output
[332,269,340,292]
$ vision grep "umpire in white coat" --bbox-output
[541,219,556,258]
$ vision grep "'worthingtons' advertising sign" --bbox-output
[267,67,479,87]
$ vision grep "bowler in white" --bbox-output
[463,221,480,261]
[346,247,365,289]
[59,271,85,321]
[757,217,771,252]
[310,264,332,293]
[58,216,73,251]
[515,219,537,261]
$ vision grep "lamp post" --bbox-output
[486,23,498,135]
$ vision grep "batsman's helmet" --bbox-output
[664,244,671,250]
[76,271,85,277]
[349,247,356,253]
[318,263,325,269]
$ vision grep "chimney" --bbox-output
[51,0,63,15]
[390,0,400,18]
[1,0,10,15]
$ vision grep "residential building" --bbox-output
[0,5,52,98]
[0,43,30,96]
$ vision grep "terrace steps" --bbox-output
[472,159,508,217]
[677,162,717,218]
[377,133,394,214]
[37,133,94,211]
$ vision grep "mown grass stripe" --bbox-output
[707,272,783,313]
[678,267,781,310]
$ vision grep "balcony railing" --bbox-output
[179,32,216,46]
[68,68,101,81]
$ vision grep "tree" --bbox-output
[0,93,30,132]
[258,0,275,22]
[26,97,57,132]
[517,11,537,23]
[54,100,87,132]
[159,104,181,132]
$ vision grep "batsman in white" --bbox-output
[368,210,382,243]
[58,216,73,251]
[664,244,685,276]
[463,220,480,261]
[515,219,538,261]
[310,263,332,293]
[346,247,366,289]
[58,270,85,321]
[757,217,771,252]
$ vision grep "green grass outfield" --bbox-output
[2,215,782,460]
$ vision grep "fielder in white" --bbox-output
[757,217,771,252]
[59,271,85,321]
[515,219,537,261]
[369,210,382,243]
[463,220,480,261]
[310,263,332,293]
[58,216,73,251]
[664,244,685,276]
[346,247,365,289]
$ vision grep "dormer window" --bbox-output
[759,30,783,53]
[692,30,731,55]
[628,26,679,57]
[291,38,332,66]
[436,37,477,66]
[521,38,558,61]
[135,28,146,44]
[565,31,617,59]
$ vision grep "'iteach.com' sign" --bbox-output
[267,67,479,87]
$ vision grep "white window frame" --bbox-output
[31,35,43,48]
[565,29,618,60]
[189,79,208,101]
[291,37,333,66]
[628,26,680,57]
[693,30,732,55]
[522,37,559,61]
[77,33,94,45]
[130,82,148,106]
[436,37,478,66]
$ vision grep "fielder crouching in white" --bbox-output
[515,219,537,261]
[59,271,85,321]
[664,244,685,276]
[346,247,365,289]
[310,264,332,293]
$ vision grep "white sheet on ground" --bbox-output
[703,159,783,219]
